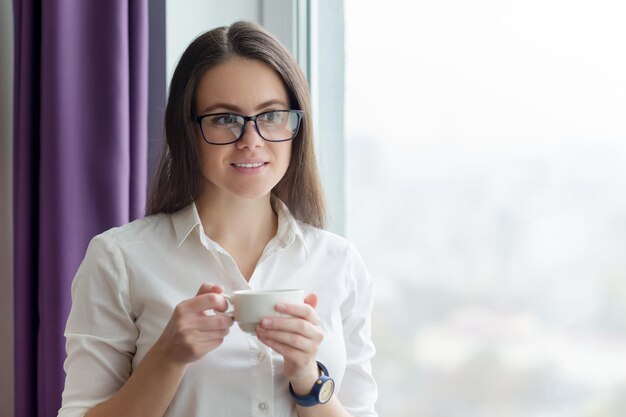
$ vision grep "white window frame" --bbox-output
[264,0,346,235]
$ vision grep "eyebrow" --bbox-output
[198,99,289,115]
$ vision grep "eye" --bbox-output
[259,111,284,124]
[210,114,240,126]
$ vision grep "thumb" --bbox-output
[196,283,224,296]
[304,293,318,309]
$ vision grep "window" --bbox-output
[345,1,626,415]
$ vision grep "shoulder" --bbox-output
[77,214,168,262]
[92,213,172,247]
[297,220,353,254]
[77,214,173,282]
[79,214,174,266]
[296,221,366,270]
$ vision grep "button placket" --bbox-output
[249,338,274,416]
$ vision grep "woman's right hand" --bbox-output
[153,283,234,365]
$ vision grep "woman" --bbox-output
[58,21,377,417]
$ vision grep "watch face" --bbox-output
[319,380,335,403]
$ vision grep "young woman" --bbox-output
[58,21,377,417]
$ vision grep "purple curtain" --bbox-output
[13,1,148,416]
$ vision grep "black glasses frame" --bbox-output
[193,110,304,145]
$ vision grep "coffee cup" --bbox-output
[223,289,304,334]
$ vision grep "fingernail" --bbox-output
[261,318,272,327]
[276,303,286,311]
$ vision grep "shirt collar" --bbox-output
[271,196,308,256]
[171,203,203,247]
[170,197,308,256]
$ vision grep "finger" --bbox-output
[256,327,318,353]
[275,302,321,325]
[185,292,229,314]
[196,283,224,296]
[257,334,308,361]
[259,317,320,339]
[182,328,230,349]
[304,293,318,309]
[194,327,231,342]
[191,337,227,356]
[192,314,234,331]
[210,284,224,294]
[196,283,212,296]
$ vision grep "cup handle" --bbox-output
[222,294,234,318]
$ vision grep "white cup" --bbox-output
[223,289,304,334]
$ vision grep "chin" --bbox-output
[229,185,275,200]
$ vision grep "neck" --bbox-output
[195,190,278,251]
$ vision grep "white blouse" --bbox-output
[58,198,378,417]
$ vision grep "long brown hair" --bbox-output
[146,21,326,228]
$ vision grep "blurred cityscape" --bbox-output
[345,1,626,416]
[346,135,626,417]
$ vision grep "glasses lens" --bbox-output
[201,113,244,144]
[257,111,301,141]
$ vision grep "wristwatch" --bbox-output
[289,361,335,406]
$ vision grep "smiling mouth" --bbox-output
[231,162,268,168]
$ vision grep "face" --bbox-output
[194,57,293,202]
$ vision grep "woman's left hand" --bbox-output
[256,293,324,390]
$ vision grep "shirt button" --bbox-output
[257,351,266,361]
[258,402,268,411]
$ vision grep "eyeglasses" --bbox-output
[194,110,304,145]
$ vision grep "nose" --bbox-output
[236,120,265,149]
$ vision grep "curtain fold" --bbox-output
[13,1,148,416]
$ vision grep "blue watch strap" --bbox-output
[289,361,335,407]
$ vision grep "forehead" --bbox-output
[195,57,289,112]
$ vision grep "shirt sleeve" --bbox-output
[58,234,139,417]
[338,244,379,417]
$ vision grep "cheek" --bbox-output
[198,146,210,172]
[198,145,223,178]
[279,144,293,170]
